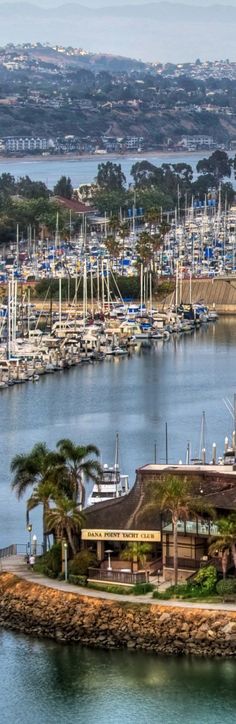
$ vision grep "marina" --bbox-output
[1,314,236,548]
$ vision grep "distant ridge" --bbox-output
[3,2,236,61]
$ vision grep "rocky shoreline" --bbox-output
[1,573,236,657]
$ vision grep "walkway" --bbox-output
[2,555,236,612]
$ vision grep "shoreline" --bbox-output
[1,572,236,657]
[0,149,208,165]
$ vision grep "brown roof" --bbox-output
[84,474,161,531]
[53,196,95,214]
[84,465,236,530]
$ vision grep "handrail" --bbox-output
[0,543,43,558]
[0,544,17,558]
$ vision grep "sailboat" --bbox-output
[87,433,129,506]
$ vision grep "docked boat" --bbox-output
[87,434,129,506]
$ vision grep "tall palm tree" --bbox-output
[56,439,101,508]
[27,480,58,551]
[123,542,151,573]
[139,474,214,586]
[11,442,63,552]
[46,497,85,555]
[209,515,236,578]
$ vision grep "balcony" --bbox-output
[162,520,219,536]
[88,567,148,585]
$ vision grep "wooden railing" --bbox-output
[165,557,201,571]
[88,567,148,585]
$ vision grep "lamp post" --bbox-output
[106,549,113,573]
[64,542,68,582]
[157,569,161,586]
[32,534,37,556]
[27,523,32,555]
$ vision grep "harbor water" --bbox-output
[0,150,208,187]
[0,630,236,724]
[1,316,236,721]
[1,315,236,547]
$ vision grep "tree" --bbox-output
[46,497,85,555]
[16,176,50,199]
[144,207,161,231]
[27,480,58,551]
[209,515,236,578]
[136,231,153,270]
[139,475,214,585]
[56,439,101,507]
[11,442,62,552]
[53,176,73,199]
[196,151,232,183]
[96,162,126,192]
[104,235,121,270]
[123,542,151,572]
[0,173,16,198]
[131,160,163,189]
[172,163,193,185]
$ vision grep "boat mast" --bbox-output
[140,263,143,316]
[115,432,119,497]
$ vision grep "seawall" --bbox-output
[1,573,236,657]
[162,277,236,313]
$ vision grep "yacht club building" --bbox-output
[81,464,236,584]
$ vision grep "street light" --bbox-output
[32,534,37,556]
[64,542,68,582]
[106,549,113,572]
[27,523,32,555]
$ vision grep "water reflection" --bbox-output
[0,631,236,724]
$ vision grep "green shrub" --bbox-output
[87,582,133,595]
[152,589,173,600]
[216,578,236,597]
[69,550,98,576]
[68,574,87,587]
[193,565,217,593]
[45,543,62,575]
[43,567,58,579]
[132,583,154,595]
[33,543,62,577]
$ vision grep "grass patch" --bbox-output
[132,583,154,595]
[87,582,133,595]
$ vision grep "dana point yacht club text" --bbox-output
[81,529,161,541]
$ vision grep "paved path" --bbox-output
[2,555,236,612]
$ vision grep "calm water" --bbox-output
[0,150,207,187]
[1,317,236,720]
[0,630,236,724]
[1,316,236,548]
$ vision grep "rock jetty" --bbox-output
[1,573,236,657]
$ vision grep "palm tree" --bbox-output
[209,515,236,578]
[104,235,121,270]
[139,474,214,586]
[123,542,151,572]
[46,497,85,555]
[11,442,65,552]
[56,439,101,508]
[118,220,130,275]
[27,480,58,551]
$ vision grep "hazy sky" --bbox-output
[1,0,236,62]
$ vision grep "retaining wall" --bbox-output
[1,573,236,657]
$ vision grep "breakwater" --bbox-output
[1,573,236,657]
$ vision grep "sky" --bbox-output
[1,0,236,62]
